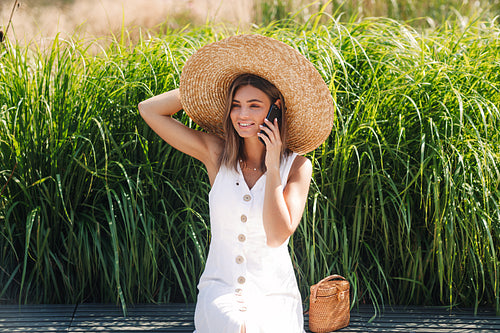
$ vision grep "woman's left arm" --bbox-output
[263,155,312,248]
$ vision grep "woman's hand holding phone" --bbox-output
[259,104,281,144]
[258,104,282,172]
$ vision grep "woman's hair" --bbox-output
[219,74,290,171]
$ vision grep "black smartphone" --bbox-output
[259,104,282,144]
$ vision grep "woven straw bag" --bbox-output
[309,275,350,332]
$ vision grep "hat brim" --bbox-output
[179,34,334,154]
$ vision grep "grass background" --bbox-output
[0,0,499,315]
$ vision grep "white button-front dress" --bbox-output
[194,152,305,333]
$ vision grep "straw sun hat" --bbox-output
[179,34,334,154]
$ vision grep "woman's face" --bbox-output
[230,85,271,139]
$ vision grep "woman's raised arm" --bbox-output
[138,89,223,184]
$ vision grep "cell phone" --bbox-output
[259,104,282,144]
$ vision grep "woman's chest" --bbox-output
[209,169,265,230]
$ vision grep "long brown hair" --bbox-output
[218,74,290,171]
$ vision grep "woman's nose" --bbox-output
[239,106,251,117]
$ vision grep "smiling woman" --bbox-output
[139,34,334,332]
[231,86,271,138]
[224,74,287,173]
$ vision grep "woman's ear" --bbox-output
[275,99,282,109]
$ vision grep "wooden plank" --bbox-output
[70,304,194,332]
[0,304,75,332]
[0,303,498,332]
[331,306,500,333]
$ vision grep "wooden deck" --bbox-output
[0,303,498,332]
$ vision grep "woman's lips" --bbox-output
[238,122,255,128]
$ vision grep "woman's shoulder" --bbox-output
[286,152,310,166]
[291,154,311,170]
[284,153,312,183]
[291,153,312,175]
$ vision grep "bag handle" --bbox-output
[310,275,347,303]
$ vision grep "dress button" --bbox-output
[243,194,251,202]
[239,306,248,312]
[235,288,243,295]
[237,276,246,284]
[238,234,246,242]
[236,255,244,264]
[240,215,247,223]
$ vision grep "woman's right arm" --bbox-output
[138,88,223,183]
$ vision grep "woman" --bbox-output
[139,34,334,333]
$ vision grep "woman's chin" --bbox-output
[235,128,257,138]
[237,132,259,141]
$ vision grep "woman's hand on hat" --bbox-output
[259,118,282,172]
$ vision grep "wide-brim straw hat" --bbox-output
[179,34,334,154]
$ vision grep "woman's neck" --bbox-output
[242,139,265,168]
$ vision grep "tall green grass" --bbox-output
[290,16,500,314]
[255,0,500,27]
[1,13,499,315]
[0,33,211,305]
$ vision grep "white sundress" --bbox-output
[193,152,305,333]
